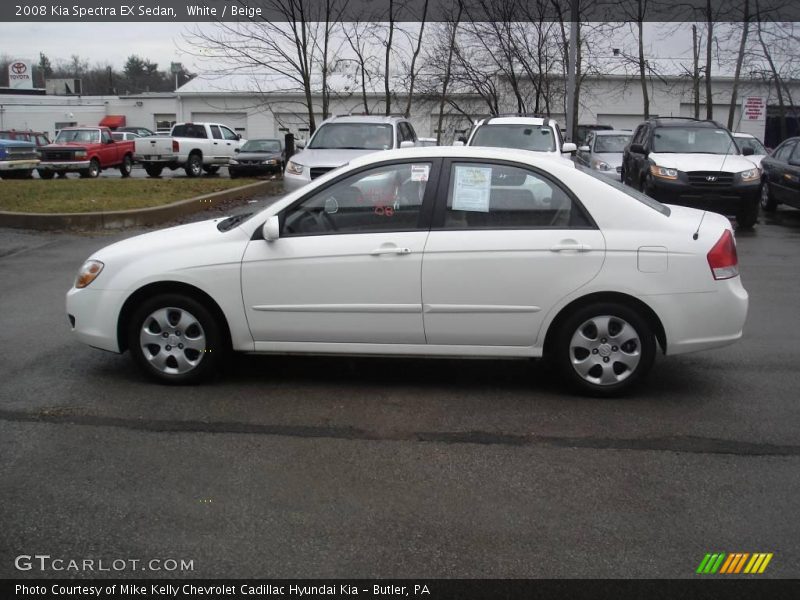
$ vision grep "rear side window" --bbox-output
[172,124,207,139]
[443,162,591,229]
[577,165,670,216]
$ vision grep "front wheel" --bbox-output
[185,154,203,177]
[80,158,100,179]
[736,199,760,230]
[553,303,656,397]
[760,180,777,212]
[119,154,133,177]
[127,294,227,384]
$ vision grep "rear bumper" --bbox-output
[39,161,90,171]
[648,179,760,215]
[135,153,178,163]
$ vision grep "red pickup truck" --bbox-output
[38,126,135,179]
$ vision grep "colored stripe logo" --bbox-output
[696,552,773,574]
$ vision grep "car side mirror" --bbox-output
[237,134,242,140]
[742,147,754,156]
[457,136,467,144]
[235,148,240,153]
[562,143,577,153]
[579,145,590,152]
[106,138,115,144]
[262,215,280,241]
[296,140,305,149]
[399,140,415,149]
[630,143,647,155]
[453,140,465,147]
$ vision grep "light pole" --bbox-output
[565,0,579,142]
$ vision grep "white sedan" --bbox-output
[66,146,748,396]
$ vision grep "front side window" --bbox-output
[443,162,590,229]
[652,127,738,154]
[221,126,239,141]
[308,123,393,150]
[471,124,556,152]
[282,162,431,236]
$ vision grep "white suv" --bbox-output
[460,115,577,163]
[284,114,418,191]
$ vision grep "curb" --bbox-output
[0,180,283,231]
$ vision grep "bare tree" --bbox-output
[402,0,429,118]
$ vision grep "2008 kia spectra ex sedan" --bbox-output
[66,146,748,396]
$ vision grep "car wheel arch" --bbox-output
[541,291,667,359]
[117,281,232,354]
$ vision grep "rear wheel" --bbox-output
[760,180,777,212]
[119,154,133,177]
[554,302,656,397]
[185,154,203,177]
[127,293,226,384]
[144,164,163,178]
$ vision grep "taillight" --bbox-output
[707,229,739,280]
[172,139,179,152]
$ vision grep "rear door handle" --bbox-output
[371,247,412,256]
[550,242,591,253]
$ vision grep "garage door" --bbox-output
[190,112,248,137]
[597,114,648,131]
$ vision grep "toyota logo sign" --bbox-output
[11,62,27,75]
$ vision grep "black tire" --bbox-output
[760,180,777,212]
[203,165,220,175]
[144,164,163,178]
[127,293,227,384]
[37,169,55,180]
[119,154,133,178]
[736,198,760,229]
[80,158,100,179]
[185,153,203,177]
[229,170,239,179]
[553,302,656,397]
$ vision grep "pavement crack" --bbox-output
[0,409,798,457]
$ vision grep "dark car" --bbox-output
[622,117,761,228]
[759,136,800,213]
[228,139,284,178]
[117,126,155,138]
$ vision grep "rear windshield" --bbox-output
[653,127,738,154]
[471,124,556,152]
[171,124,208,139]
[577,165,670,216]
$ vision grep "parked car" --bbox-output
[0,130,51,147]
[416,137,438,147]
[38,126,135,179]
[622,117,761,228]
[733,132,768,168]
[575,123,614,146]
[135,122,245,178]
[575,130,632,179]
[66,146,747,396]
[229,139,284,178]
[0,139,40,179]
[759,136,800,213]
[283,114,418,191]
[112,131,140,141]
[118,126,155,138]
[458,115,577,162]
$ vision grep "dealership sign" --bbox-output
[8,58,33,89]
[743,96,766,121]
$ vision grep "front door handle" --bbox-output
[371,247,412,256]
[550,241,591,253]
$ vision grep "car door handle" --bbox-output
[371,247,412,256]
[550,242,591,253]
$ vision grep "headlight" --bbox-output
[738,168,760,182]
[229,159,239,165]
[75,260,104,289]
[263,159,278,165]
[74,150,88,159]
[650,165,678,180]
[592,160,611,171]
[286,160,304,175]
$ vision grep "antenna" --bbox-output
[693,211,706,240]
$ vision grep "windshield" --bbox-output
[736,137,767,155]
[56,129,100,144]
[241,140,282,153]
[594,134,631,153]
[309,123,393,150]
[653,127,737,154]
[577,164,670,216]
[471,124,556,152]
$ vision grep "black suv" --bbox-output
[622,117,761,227]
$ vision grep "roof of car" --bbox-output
[593,129,632,136]
[648,117,725,128]
[322,115,408,124]
[476,116,551,127]
[732,132,755,138]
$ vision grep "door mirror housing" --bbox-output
[262,215,280,241]
[399,140,415,149]
[630,143,647,155]
[562,142,577,154]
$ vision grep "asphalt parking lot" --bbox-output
[1,205,799,579]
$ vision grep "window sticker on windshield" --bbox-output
[688,131,696,144]
[411,164,430,182]
[452,166,492,213]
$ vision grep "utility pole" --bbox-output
[565,0,579,142]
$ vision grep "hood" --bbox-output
[649,153,756,173]
[0,139,35,149]
[289,147,383,168]
[593,152,623,168]
[45,142,90,150]
[234,151,282,161]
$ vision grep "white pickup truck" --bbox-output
[134,122,245,177]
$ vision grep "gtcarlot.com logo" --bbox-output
[14,554,194,572]
[696,552,773,574]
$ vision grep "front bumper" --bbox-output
[66,286,127,353]
[283,171,312,192]
[229,164,282,177]
[39,160,91,171]
[647,177,760,215]
[0,159,39,171]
